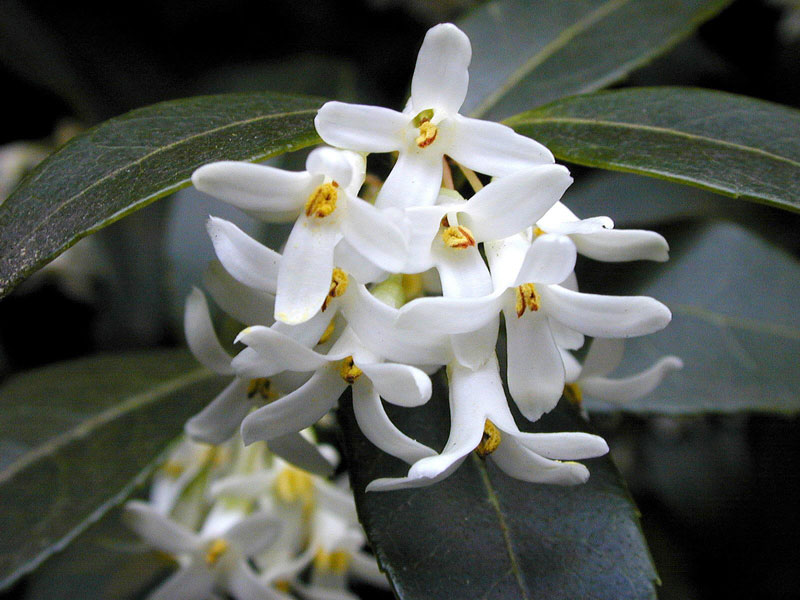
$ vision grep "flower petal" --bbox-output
[448,114,554,177]
[505,310,564,421]
[122,500,201,554]
[148,564,215,600]
[582,356,683,403]
[358,362,432,407]
[234,325,330,374]
[509,431,609,460]
[241,368,344,444]
[490,442,591,486]
[450,320,498,370]
[514,233,576,285]
[275,218,340,324]
[402,205,449,273]
[375,149,443,209]
[460,165,572,241]
[192,161,313,221]
[396,290,506,335]
[340,193,408,272]
[227,561,293,600]
[365,455,467,492]
[315,101,406,152]
[433,245,493,298]
[353,383,436,464]
[225,512,282,556]
[185,378,251,444]
[410,23,471,115]
[268,432,336,477]
[334,239,388,283]
[184,288,234,375]
[548,318,584,350]
[485,233,531,291]
[305,146,364,193]
[207,217,280,293]
[203,260,275,326]
[571,229,670,262]
[541,285,672,337]
[348,551,390,588]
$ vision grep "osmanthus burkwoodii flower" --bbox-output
[561,338,684,408]
[123,501,286,600]
[398,232,672,422]
[193,146,408,324]
[368,354,609,491]
[314,23,554,209]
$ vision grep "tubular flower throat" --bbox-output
[515,283,540,317]
[413,108,438,148]
[247,377,272,400]
[442,225,476,249]
[564,383,583,408]
[339,356,363,384]
[475,420,502,458]
[205,538,230,566]
[304,182,339,218]
[274,466,315,514]
[322,268,348,311]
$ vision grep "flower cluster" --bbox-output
[184,23,681,491]
[125,435,388,600]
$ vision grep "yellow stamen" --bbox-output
[161,460,184,478]
[304,182,338,218]
[475,420,502,458]
[442,225,476,249]
[515,283,540,317]
[274,466,315,514]
[533,226,546,237]
[205,539,229,566]
[314,548,352,574]
[415,120,438,148]
[339,356,363,384]
[564,383,583,408]
[275,580,291,593]
[317,320,336,345]
[322,268,348,311]
[246,377,272,400]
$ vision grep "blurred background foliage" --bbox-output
[0,0,799,598]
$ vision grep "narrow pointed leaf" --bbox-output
[459,0,731,120]
[0,350,227,589]
[0,92,323,298]
[507,87,800,212]
[339,380,657,600]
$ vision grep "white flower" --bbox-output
[194,146,408,324]
[235,325,436,465]
[367,354,609,491]
[123,501,285,600]
[397,232,672,421]
[315,23,554,209]
[562,338,683,405]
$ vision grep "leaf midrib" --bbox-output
[0,366,213,484]
[1,107,319,260]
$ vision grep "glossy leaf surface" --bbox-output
[0,92,322,298]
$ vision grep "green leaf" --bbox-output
[459,0,731,121]
[0,349,226,589]
[0,92,323,299]
[506,87,800,212]
[339,381,658,600]
[579,220,800,414]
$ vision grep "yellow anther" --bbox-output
[205,539,229,566]
[415,120,438,148]
[161,460,184,478]
[317,320,336,345]
[246,377,272,400]
[339,356,363,384]
[533,226,546,237]
[274,466,315,514]
[314,548,352,574]
[515,283,540,317]
[322,268,348,311]
[275,580,291,593]
[564,383,583,408]
[304,182,338,218]
[442,225,476,249]
[475,420,502,458]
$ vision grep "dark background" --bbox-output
[1,0,799,598]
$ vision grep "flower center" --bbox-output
[305,182,338,218]
[322,268,348,311]
[339,356,363,384]
[515,283,540,317]
[533,226,546,237]
[563,383,583,408]
[442,225,476,249]
[246,377,273,400]
[274,466,315,513]
[413,108,438,148]
[161,460,185,478]
[475,419,502,458]
[314,548,352,574]
[205,538,230,566]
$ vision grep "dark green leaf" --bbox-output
[506,87,800,212]
[579,220,800,414]
[459,0,731,120]
[0,93,323,299]
[0,350,226,589]
[339,380,658,600]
